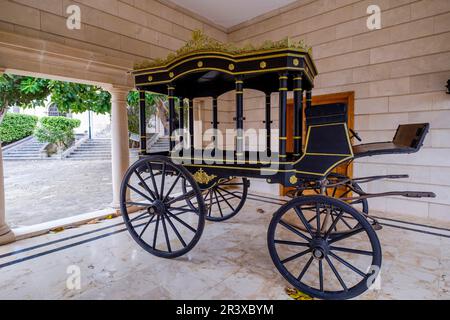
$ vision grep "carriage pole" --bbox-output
[139,90,147,155]
[235,78,244,161]
[212,96,219,153]
[293,73,303,156]
[179,97,184,156]
[278,73,288,160]
[168,85,176,151]
[188,98,194,158]
[265,93,272,155]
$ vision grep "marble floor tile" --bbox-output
[0,191,449,300]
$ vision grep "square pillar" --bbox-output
[0,67,15,244]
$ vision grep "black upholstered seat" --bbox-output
[353,123,429,158]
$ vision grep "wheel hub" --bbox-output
[148,200,166,215]
[309,238,329,260]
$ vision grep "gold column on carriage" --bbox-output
[293,73,304,156]
[278,73,288,160]
[167,85,176,151]
[235,77,244,160]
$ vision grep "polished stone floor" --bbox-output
[0,191,449,300]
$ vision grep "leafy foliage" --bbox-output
[0,74,50,115]
[34,116,81,149]
[48,81,111,114]
[0,74,111,117]
[0,113,38,144]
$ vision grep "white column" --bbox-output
[107,85,131,208]
[0,68,15,245]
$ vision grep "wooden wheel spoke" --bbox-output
[214,190,224,217]
[217,187,242,199]
[128,211,151,224]
[166,189,197,205]
[315,203,321,235]
[152,215,160,249]
[139,215,155,239]
[294,207,314,236]
[324,210,344,238]
[330,246,373,256]
[279,220,311,242]
[134,169,157,200]
[329,252,366,278]
[166,210,197,233]
[328,226,365,244]
[325,255,348,291]
[146,162,159,198]
[281,249,311,264]
[216,188,235,212]
[160,215,172,253]
[164,213,187,247]
[127,183,153,202]
[297,256,314,281]
[126,201,151,208]
[319,260,324,292]
[163,172,182,202]
[208,188,213,217]
[159,162,166,200]
[274,240,309,247]
[170,207,198,214]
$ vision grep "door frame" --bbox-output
[280,91,355,196]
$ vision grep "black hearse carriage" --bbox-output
[121,32,435,300]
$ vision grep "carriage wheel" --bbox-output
[300,173,368,214]
[268,195,381,300]
[120,156,205,259]
[296,173,371,235]
[184,178,249,222]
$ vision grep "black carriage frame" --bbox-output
[125,35,435,300]
[133,48,361,188]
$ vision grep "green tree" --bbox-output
[0,74,50,123]
[48,80,111,114]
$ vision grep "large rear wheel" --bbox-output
[268,195,381,300]
[120,156,205,259]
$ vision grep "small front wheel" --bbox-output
[268,195,381,300]
[183,178,249,222]
[120,156,206,259]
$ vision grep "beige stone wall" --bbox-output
[228,0,450,221]
[0,0,226,85]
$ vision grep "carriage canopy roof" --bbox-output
[132,31,318,99]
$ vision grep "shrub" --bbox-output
[34,116,81,149]
[0,113,38,144]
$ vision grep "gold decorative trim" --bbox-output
[289,175,298,185]
[260,61,267,69]
[228,63,235,71]
[134,30,311,70]
[197,61,203,67]
[148,75,153,82]
[169,72,174,78]
[293,58,300,66]
[193,169,217,184]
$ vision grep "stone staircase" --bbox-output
[65,138,111,160]
[2,137,48,161]
[148,135,169,153]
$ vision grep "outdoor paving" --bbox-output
[0,190,448,300]
[3,157,136,228]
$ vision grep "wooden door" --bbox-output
[280,91,355,196]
